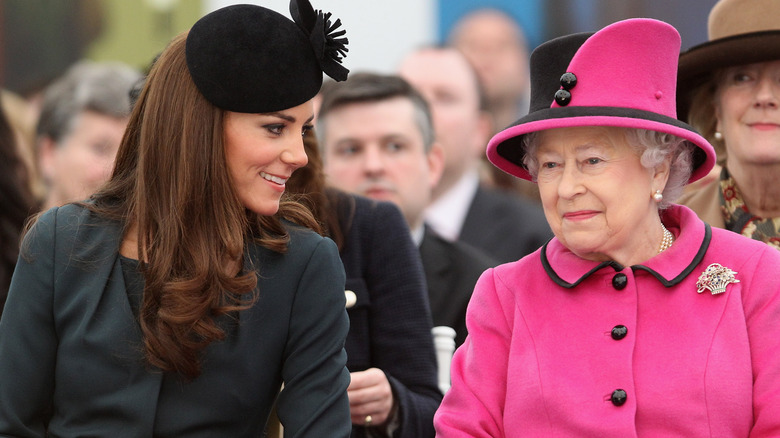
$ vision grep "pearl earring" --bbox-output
[714,131,723,140]
[653,190,663,202]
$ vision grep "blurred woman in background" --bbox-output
[677,0,780,249]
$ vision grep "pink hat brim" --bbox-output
[487,113,716,183]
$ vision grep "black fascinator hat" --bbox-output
[185,0,349,113]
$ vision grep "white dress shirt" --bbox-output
[424,169,480,242]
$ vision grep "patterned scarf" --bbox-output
[719,167,780,250]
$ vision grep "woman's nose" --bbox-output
[557,164,585,199]
[282,137,309,169]
[753,76,780,109]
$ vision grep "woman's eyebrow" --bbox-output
[261,112,315,124]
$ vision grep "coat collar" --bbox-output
[541,205,711,288]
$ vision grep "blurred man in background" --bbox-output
[317,72,496,346]
[399,47,550,264]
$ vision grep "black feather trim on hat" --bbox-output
[185,1,349,113]
[291,0,350,82]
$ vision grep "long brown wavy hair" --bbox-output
[87,32,319,380]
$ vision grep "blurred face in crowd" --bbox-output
[39,110,128,208]
[715,60,780,168]
[224,101,311,215]
[320,97,444,230]
[449,9,529,106]
[398,48,490,194]
[534,126,668,265]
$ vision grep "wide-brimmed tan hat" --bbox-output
[677,0,780,121]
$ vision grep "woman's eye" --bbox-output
[301,124,314,137]
[264,124,284,135]
[726,70,754,84]
[586,157,602,165]
[542,162,558,169]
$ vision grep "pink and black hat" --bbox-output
[486,18,716,183]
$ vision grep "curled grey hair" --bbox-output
[521,128,694,209]
[35,60,143,144]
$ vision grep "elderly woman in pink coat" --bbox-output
[434,18,780,437]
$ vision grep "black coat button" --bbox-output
[612,273,627,290]
[560,72,577,90]
[611,325,628,340]
[554,89,571,106]
[611,389,627,406]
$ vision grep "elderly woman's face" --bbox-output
[715,60,780,166]
[534,126,666,263]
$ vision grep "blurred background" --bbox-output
[1,0,717,101]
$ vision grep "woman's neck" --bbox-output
[727,161,780,218]
[120,222,243,275]
[120,222,140,260]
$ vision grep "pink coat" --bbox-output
[435,205,780,437]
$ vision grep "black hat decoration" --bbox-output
[185,0,349,114]
[291,0,349,82]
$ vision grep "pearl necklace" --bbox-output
[659,223,674,253]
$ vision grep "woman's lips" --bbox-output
[260,171,288,185]
[563,210,599,221]
[749,122,780,131]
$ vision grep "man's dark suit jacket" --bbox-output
[335,193,442,438]
[460,186,552,265]
[419,226,497,347]
[0,204,351,437]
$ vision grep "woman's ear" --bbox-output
[652,156,672,193]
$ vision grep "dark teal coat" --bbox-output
[0,204,351,437]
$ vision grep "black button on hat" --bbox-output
[554,72,577,106]
[611,325,628,340]
[554,89,572,106]
[612,273,628,290]
[611,389,628,406]
[560,72,577,90]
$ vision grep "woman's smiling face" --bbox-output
[715,60,780,167]
[223,100,312,215]
[534,126,667,263]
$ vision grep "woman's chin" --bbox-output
[562,237,610,262]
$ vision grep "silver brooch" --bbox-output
[696,263,740,295]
